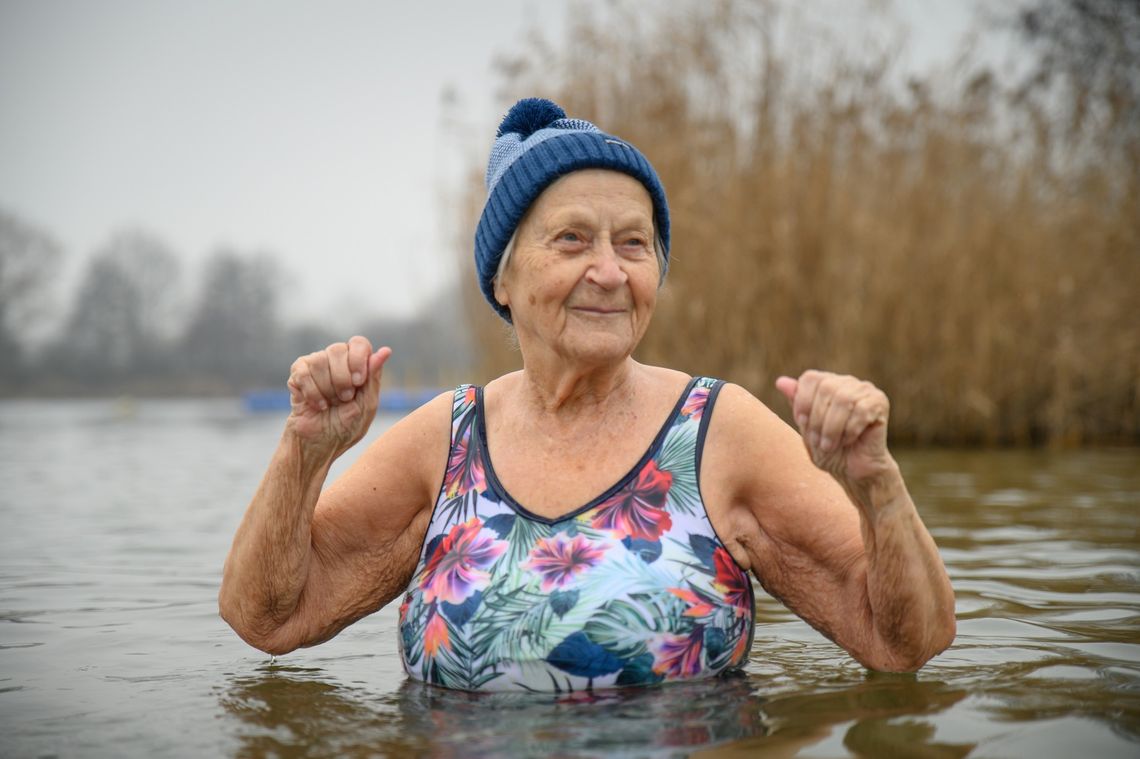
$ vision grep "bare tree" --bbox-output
[0,208,63,384]
[101,229,183,343]
[59,229,181,387]
[181,248,284,389]
[1014,0,1140,168]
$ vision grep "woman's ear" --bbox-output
[493,275,510,308]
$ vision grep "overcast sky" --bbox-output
[0,0,982,334]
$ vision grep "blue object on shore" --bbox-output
[242,388,443,413]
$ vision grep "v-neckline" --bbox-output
[473,376,698,525]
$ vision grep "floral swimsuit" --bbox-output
[397,377,755,692]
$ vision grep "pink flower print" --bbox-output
[651,628,705,678]
[420,517,507,605]
[680,386,709,419]
[522,533,607,591]
[443,429,485,499]
[712,547,750,617]
[591,461,673,541]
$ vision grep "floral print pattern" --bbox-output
[522,533,608,591]
[680,385,710,419]
[420,518,508,605]
[650,629,706,678]
[590,461,674,541]
[712,546,752,618]
[398,377,755,692]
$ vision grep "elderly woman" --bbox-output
[219,98,955,692]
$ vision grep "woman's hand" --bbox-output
[286,336,391,459]
[766,371,955,670]
[775,370,894,492]
[221,337,448,655]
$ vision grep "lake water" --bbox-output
[1,399,1137,758]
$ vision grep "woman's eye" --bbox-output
[558,232,583,243]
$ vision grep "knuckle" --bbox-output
[305,352,326,370]
[817,377,840,396]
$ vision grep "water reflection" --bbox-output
[694,675,972,758]
[219,664,973,758]
[395,673,767,757]
[218,663,421,758]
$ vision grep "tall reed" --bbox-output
[455,0,1139,445]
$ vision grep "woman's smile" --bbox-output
[569,304,628,315]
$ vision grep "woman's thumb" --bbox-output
[367,347,392,389]
[774,375,798,405]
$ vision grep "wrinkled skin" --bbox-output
[219,169,955,675]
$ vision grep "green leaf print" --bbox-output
[428,611,506,691]
[576,546,679,598]
[704,626,728,662]
[549,589,579,617]
[400,596,430,667]
[467,585,556,664]
[616,652,665,687]
[504,517,551,568]
[563,520,610,543]
[582,592,689,660]
[656,422,701,515]
[436,491,479,529]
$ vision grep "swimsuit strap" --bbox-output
[449,384,478,446]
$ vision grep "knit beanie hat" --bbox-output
[474,98,670,321]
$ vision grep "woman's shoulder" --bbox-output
[482,370,524,395]
[700,382,807,489]
[706,381,783,426]
[626,364,697,401]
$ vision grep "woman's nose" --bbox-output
[585,240,628,289]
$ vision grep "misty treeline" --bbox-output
[0,216,470,396]
[457,0,1139,445]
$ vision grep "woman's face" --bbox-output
[494,169,660,368]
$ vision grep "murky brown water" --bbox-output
[1,399,1137,757]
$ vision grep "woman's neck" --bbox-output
[515,355,641,419]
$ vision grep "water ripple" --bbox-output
[0,406,1137,757]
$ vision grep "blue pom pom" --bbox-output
[497,98,567,138]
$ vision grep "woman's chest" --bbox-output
[486,422,655,518]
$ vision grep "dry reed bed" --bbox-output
[456,1,1139,445]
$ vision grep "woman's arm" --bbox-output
[703,373,956,672]
[218,337,450,655]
